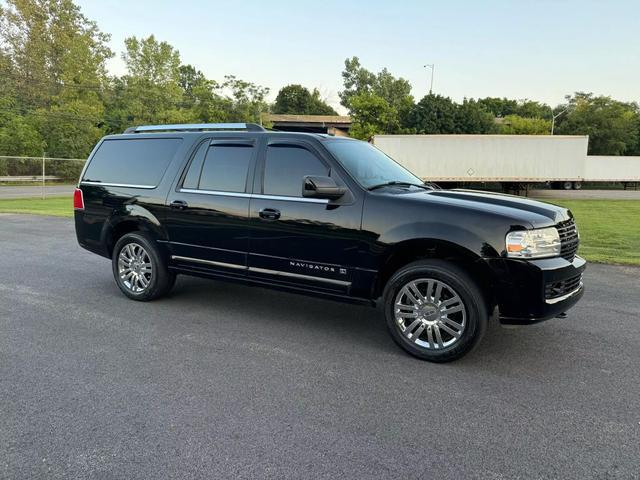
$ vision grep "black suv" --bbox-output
[74,123,585,362]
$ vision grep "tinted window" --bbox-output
[83,138,181,187]
[264,145,328,197]
[198,145,253,192]
[182,142,209,189]
[325,140,422,189]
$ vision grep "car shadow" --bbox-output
[155,275,576,369]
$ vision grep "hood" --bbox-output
[400,188,572,228]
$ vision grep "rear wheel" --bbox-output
[112,232,175,301]
[383,259,487,362]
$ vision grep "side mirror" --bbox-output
[302,175,346,200]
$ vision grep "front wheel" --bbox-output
[383,260,488,362]
[112,232,175,301]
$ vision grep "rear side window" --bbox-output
[194,145,253,192]
[263,145,328,197]
[83,138,182,187]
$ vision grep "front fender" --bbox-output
[380,221,501,258]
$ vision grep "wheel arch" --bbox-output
[102,205,169,258]
[374,238,497,314]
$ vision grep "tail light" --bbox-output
[73,188,84,210]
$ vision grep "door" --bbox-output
[248,140,364,296]
[165,138,257,278]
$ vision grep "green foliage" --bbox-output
[454,99,498,134]
[348,93,402,140]
[476,97,552,120]
[408,94,457,134]
[340,57,414,137]
[273,84,337,115]
[499,115,551,134]
[555,93,640,155]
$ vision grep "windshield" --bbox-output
[325,140,423,189]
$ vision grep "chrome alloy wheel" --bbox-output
[117,243,152,293]
[394,278,467,349]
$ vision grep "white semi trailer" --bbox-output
[372,134,590,190]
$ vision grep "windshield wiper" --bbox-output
[368,181,432,191]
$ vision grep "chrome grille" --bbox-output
[545,273,582,300]
[556,219,579,261]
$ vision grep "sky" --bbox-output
[75,0,639,114]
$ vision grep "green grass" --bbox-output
[535,199,640,265]
[1,196,638,265]
[0,196,72,217]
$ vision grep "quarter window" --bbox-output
[263,145,328,197]
[83,138,182,187]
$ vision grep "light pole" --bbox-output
[551,108,568,135]
[423,64,434,95]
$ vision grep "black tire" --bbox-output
[112,232,175,301]
[383,259,488,362]
[562,181,573,190]
[572,182,582,190]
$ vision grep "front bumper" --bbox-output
[485,255,587,325]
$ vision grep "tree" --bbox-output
[407,94,457,134]
[339,57,414,130]
[348,93,400,140]
[476,97,519,118]
[454,99,498,134]
[498,115,551,135]
[273,84,337,115]
[555,92,639,155]
[0,0,112,156]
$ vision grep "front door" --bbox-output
[164,137,258,278]
[248,140,364,296]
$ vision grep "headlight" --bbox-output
[506,227,560,259]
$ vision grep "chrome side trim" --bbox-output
[81,181,155,189]
[179,188,251,198]
[248,267,351,286]
[178,189,329,204]
[171,255,245,270]
[545,282,583,304]
[252,194,329,204]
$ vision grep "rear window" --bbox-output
[83,138,182,187]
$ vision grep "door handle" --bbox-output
[259,208,281,220]
[170,199,188,210]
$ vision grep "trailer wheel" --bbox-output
[562,181,573,190]
[572,182,582,190]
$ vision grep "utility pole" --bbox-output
[551,108,568,135]
[423,64,435,95]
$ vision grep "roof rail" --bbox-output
[123,123,266,134]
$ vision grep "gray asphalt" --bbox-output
[1,214,639,479]
[0,185,74,199]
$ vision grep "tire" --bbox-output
[572,182,582,190]
[562,181,573,190]
[383,259,488,362]
[112,232,175,301]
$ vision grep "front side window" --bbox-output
[83,138,182,187]
[186,144,253,193]
[263,145,328,197]
[325,139,422,189]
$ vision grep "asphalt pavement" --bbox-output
[1,214,639,479]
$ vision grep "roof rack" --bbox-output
[123,123,266,134]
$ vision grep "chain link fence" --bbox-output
[0,156,86,198]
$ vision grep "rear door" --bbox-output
[164,136,259,278]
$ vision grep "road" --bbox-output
[0,184,74,199]
[1,214,638,479]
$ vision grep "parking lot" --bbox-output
[1,214,639,479]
